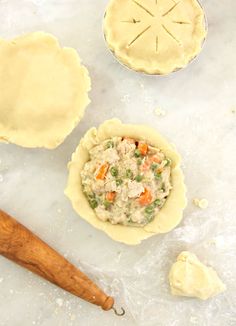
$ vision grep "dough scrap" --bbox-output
[193,198,208,209]
[65,119,187,245]
[104,0,207,75]
[0,32,91,149]
[169,251,226,300]
[154,107,166,116]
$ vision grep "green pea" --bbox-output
[135,175,143,182]
[145,205,154,214]
[126,169,133,179]
[127,216,132,223]
[151,163,158,171]
[106,141,114,149]
[155,172,162,180]
[146,214,155,222]
[110,166,118,177]
[104,200,111,209]
[89,199,98,209]
[134,149,141,157]
[116,179,123,186]
[154,199,161,207]
[164,158,171,166]
[87,193,95,199]
[137,158,142,166]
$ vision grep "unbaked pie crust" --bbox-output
[65,119,187,245]
[104,0,207,75]
[0,32,91,149]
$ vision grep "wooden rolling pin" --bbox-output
[0,209,124,315]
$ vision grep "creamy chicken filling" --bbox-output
[81,137,172,226]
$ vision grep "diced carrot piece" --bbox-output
[140,161,150,172]
[95,162,109,180]
[138,142,148,155]
[122,137,135,144]
[106,192,116,202]
[150,155,162,164]
[140,155,157,171]
[139,188,152,206]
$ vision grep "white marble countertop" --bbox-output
[0,0,236,325]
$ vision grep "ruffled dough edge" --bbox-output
[0,32,91,149]
[65,119,187,245]
[103,0,207,75]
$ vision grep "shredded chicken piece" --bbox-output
[128,180,144,198]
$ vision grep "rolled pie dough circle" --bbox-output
[0,32,91,149]
[103,0,207,75]
[65,119,187,245]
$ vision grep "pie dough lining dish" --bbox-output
[0,32,91,149]
[103,0,207,75]
[65,119,187,245]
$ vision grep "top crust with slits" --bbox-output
[104,0,207,75]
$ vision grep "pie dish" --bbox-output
[0,32,91,149]
[103,0,207,75]
[65,119,187,245]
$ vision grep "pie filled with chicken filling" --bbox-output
[81,137,172,226]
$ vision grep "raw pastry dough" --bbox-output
[169,251,226,300]
[104,0,207,75]
[0,32,91,149]
[65,119,187,245]
[193,198,208,209]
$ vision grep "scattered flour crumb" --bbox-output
[0,278,3,283]
[154,107,166,116]
[116,251,122,263]
[190,316,198,324]
[9,289,14,294]
[57,208,62,214]
[70,314,76,321]
[193,198,209,209]
[56,298,64,307]
[121,94,130,103]
[208,239,216,246]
